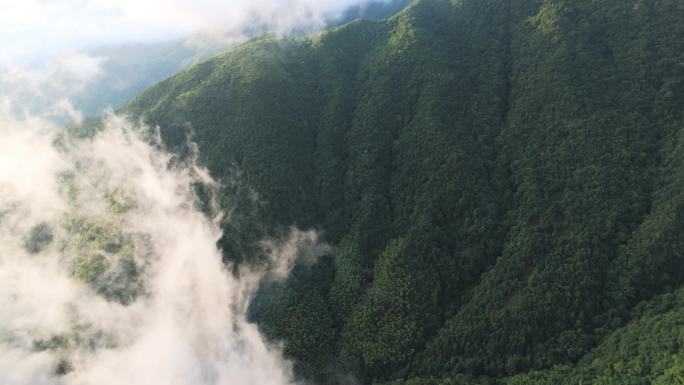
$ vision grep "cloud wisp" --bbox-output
[0,0,397,122]
[0,0,391,66]
[0,111,316,385]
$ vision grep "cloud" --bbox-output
[262,228,333,281]
[0,0,390,66]
[50,53,107,87]
[0,109,330,384]
[0,2,359,380]
[0,0,396,121]
[0,53,107,122]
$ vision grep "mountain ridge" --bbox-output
[124,0,684,383]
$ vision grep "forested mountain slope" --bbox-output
[331,0,414,25]
[125,0,684,383]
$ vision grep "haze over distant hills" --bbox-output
[0,0,412,120]
[76,0,412,116]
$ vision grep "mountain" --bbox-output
[65,0,412,118]
[124,0,684,384]
[330,0,415,25]
[0,40,222,123]
[72,41,213,117]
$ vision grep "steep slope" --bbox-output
[505,287,684,385]
[73,41,206,116]
[125,0,684,383]
[330,0,415,25]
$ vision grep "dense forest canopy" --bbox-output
[125,0,684,383]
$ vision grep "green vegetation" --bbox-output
[331,0,414,26]
[506,288,684,385]
[124,0,684,383]
[24,223,54,254]
[63,216,143,305]
[54,358,73,376]
[105,189,136,214]
[33,334,71,352]
[32,325,117,376]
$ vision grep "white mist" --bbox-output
[0,113,296,385]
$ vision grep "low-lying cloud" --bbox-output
[0,110,321,384]
[0,0,393,66]
[0,2,354,381]
[0,53,107,122]
[0,0,397,122]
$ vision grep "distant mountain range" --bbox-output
[35,0,413,118]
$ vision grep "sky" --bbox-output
[0,0,381,66]
[0,0,391,120]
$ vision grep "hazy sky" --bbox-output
[0,0,381,66]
